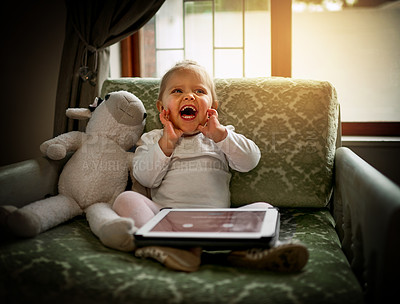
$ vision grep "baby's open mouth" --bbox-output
[180,105,197,120]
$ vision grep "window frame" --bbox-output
[119,0,400,137]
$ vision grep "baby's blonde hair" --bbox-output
[158,60,218,106]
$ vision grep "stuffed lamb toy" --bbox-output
[0,91,146,252]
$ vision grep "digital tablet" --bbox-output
[134,208,280,250]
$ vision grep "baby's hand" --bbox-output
[197,109,227,143]
[159,109,183,156]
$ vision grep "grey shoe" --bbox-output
[135,246,201,272]
[227,243,309,272]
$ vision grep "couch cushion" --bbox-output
[101,77,339,208]
[0,208,362,304]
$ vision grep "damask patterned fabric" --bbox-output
[0,209,363,304]
[101,77,339,208]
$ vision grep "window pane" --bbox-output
[156,50,184,77]
[214,49,243,77]
[156,0,183,49]
[292,1,400,122]
[185,1,213,76]
[245,0,271,77]
[215,0,243,47]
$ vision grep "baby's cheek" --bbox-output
[200,115,209,126]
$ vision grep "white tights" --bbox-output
[112,190,272,229]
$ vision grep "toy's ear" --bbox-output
[89,97,104,112]
[66,108,92,120]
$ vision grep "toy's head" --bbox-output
[66,91,147,150]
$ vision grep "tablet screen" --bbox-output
[150,210,266,233]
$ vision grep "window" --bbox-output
[118,0,400,135]
[139,0,270,78]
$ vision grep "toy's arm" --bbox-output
[40,131,87,160]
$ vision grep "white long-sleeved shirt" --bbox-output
[132,125,261,208]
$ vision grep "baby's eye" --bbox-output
[194,89,206,94]
[171,88,183,94]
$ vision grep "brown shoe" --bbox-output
[227,243,309,272]
[135,246,201,272]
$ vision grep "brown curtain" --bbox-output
[54,0,165,136]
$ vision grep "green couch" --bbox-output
[1,77,399,304]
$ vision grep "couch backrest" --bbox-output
[101,77,340,208]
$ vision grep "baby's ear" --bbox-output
[156,100,164,112]
[212,100,219,110]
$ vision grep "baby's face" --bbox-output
[158,70,214,135]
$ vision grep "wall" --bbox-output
[109,43,122,79]
[343,138,400,186]
[0,0,66,166]
[292,4,400,122]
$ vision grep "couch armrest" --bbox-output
[333,147,400,304]
[0,155,70,208]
